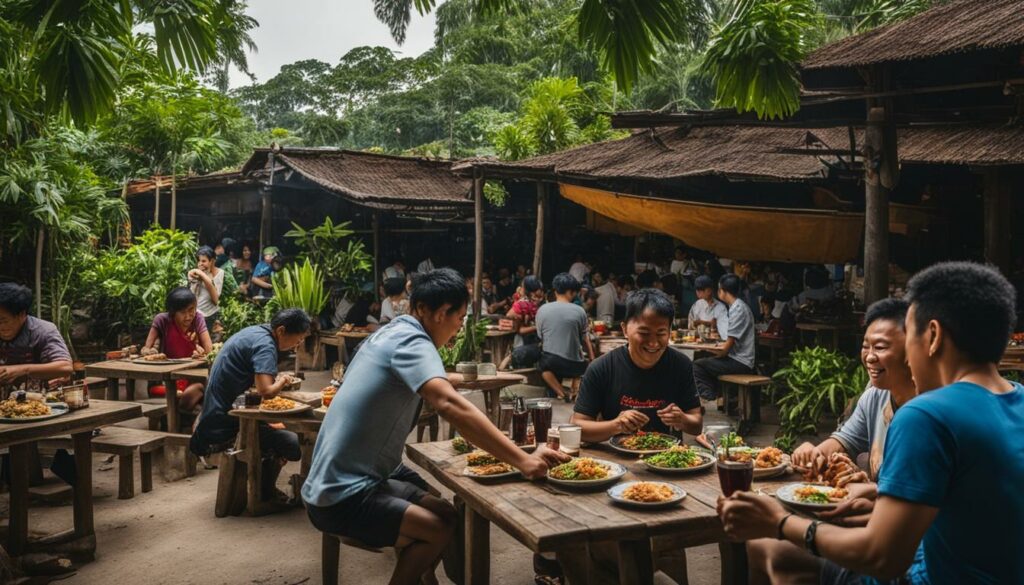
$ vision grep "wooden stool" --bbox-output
[321,532,384,585]
[416,405,439,443]
[91,427,166,499]
[717,374,772,433]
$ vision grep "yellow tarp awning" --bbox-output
[561,183,865,264]
[585,210,645,236]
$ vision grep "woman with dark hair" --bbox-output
[380,277,410,323]
[190,246,224,334]
[503,275,545,369]
[142,287,213,410]
[234,242,254,288]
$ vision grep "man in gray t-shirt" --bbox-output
[536,273,595,402]
[693,274,755,400]
[0,283,72,384]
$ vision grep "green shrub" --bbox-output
[772,346,867,442]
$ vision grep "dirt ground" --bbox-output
[6,371,785,585]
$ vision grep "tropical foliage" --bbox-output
[438,317,490,367]
[267,259,329,319]
[284,218,374,297]
[772,346,869,441]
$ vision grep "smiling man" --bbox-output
[571,288,703,442]
[0,282,72,385]
[303,268,567,585]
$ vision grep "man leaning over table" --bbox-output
[302,268,568,585]
[0,282,72,385]
[719,262,1024,585]
[190,308,310,501]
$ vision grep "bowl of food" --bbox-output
[608,431,680,455]
[776,483,850,510]
[641,446,715,474]
[258,396,310,415]
[0,397,68,423]
[547,457,626,489]
[721,446,790,479]
[608,481,687,509]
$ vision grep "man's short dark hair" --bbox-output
[410,268,470,315]
[522,275,543,294]
[624,289,675,323]
[271,308,312,334]
[719,274,742,297]
[865,298,909,329]
[906,262,1016,364]
[552,273,580,294]
[165,287,197,314]
[694,275,714,291]
[636,270,658,288]
[0,283,33,315]
[197,245,216,260]
[383,277,406,297]
[616,275,635,289]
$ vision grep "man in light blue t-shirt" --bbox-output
[302,268,567,585]
[719,262,1024,585]
[693,273,755,400]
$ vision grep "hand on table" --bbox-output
[0,364,27,383]
[520,445,571,480]
[717,491,789,541]
[656,403,685,428]
[614,410,649,434]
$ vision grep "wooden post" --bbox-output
[259,151,276,252]
[153,178,160,226]
[473,176,484,316]
[863,106,891,304]
[372,212,381,298]
[170,174,177,231]
[533,182,547,278]
[982,168,1011,273]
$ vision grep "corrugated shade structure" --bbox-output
[561,184,865,264]
[803,0,1024,70]
[241,148,473,211]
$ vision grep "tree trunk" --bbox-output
[533,182,546,278]
[473,177,484,332]
[35,228,44,318]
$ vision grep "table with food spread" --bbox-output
[0,399,141,558]
[85,358,205,433]
[406,435,820,585]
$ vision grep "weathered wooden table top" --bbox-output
[406,440,799,553]
[172,366,210,382]
[448,372,524,391]
[85,358,205,380]
[0,399,141,448]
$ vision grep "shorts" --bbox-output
[305,464,429,548]
[511,342,542,368]
[538,352,587,379]
[820,560,909,585]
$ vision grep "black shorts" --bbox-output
[539,352,588,379]
[305,464,429,548]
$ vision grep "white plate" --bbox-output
[775,483,847,510]
[720,448,791,479]
[608,481,687,509]
[547,458,627,489]
[0,402,69,423]
[641,452,716,474]
[257,403,312,415]
[462,465,521,481]
[607,433,680,455]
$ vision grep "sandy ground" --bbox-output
[6,371,785,585]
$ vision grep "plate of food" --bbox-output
[641,445,715,474]
[608,481,687,509]
[132,354,194,365]
[451,436,474,454]
[721,446,790,479]
[547,457,626,489]
[0,398,69,423]
[776,483,850,510]
[462,450,519,480]
[608,431,680,455]
[258,396,311,415]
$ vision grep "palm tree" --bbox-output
[210,0,260,93]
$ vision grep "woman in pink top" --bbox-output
[142,287,213,411]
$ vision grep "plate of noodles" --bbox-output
[608,431,680,455]
[641,446,715,474]
[547,457,626,489]
[607,481,687,509]
[258,396,310,415]
[0,399,68,423]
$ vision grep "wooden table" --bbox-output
[795,322,860,351]
[1000,345,1024,371]
[85,359,204,433]
[173,366,210,383]
[318,330,372,365]
[408,441,799,585]
[1,400,141,558]
[483,329,515,366]
[448,372,524,425]
[596,335,628,356]
[217,408,322,517]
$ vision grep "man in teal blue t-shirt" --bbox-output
[718,261,1023,585]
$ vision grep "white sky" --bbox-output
[228,0,437,88]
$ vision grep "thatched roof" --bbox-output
[464,123,1024,183]
[125,170,261,197]
[803,0,1024,71]
[241,148,473,211]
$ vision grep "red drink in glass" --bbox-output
[717,459,754,496]
[511,411,529,444]
[529,401,552,443]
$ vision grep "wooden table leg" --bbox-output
[486,388,501,424]
[71,432,95,539]
[464,506,490,585]
[719,541,748,585]
[241,418,263,516]
[106,377,119,401]
[7,444,30,556]
[164,374,179,433]
[617,538,654,585]
[556,544,592,585]
[124,377,135,401]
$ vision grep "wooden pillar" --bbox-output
[533,182,547,278]
[153,179,160,226]
[372,211,381,298]
[169,176,177,231]
[864,105,892,305]
[259,189,272,252]
[983,168,1011,273]
[473,176,484,315]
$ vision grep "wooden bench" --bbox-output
[42,427,166,499]
[509,367,544,387]
[718,374,772,433]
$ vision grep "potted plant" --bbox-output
[267,259,328,370]
[438,317,489,374]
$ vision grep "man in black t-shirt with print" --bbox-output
[571,288,703,441]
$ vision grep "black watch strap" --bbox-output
[805,520,823,556]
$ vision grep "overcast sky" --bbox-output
[228,0,437,88]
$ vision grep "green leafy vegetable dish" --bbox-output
[620,431,678,450]
[644,446,708,469]
[451,436,473,454]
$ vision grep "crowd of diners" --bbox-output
[2,245,1021,585]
